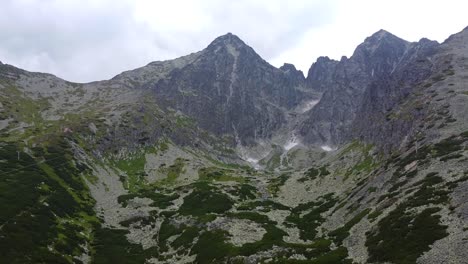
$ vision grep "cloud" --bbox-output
[270,0,468,74]
[0,0,467,82]
[0,0,337,82]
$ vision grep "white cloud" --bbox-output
[271,0,468,74]
[0,0,467,82]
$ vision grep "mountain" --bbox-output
[114,33,311,146]
[1,27,468,264]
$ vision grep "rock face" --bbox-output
[116,33,310,145]
[300,30,414,147]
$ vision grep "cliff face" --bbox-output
[117,33,310,145]
[300,30,413,147]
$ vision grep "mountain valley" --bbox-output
[1,26,468,264]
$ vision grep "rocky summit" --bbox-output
[1,26,468,264]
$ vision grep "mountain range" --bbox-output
[1,26,468,264]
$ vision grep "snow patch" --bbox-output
[299,99,320,113]
[242,156,262,170]
[321,145,334,152]
[284,135,299,151]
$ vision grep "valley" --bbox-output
[1,26,468,264]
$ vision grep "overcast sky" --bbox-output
[0,0,467,83]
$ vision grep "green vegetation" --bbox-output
[112,152,147,192]
[172,226,200,250]
[156,157,185,186]
[366,207,447,264]
[367,210,382,222]
[285,194,337,240]
[273,247,352,264]
[367,171,451,263]
[228,211,272,223]
[198,166,245,183]
[191,229,234,263]
[237,184,257,200]
[395,132,468,171]
[117,189,179,208]
[92,226,147,264]
[266,152,282,170]
[299,166,330,182]
[179,182,233,216]
[157,219,184,252]
[237,224,287,256]
[268,173,290,195]
[339,141,378,181]
[302,167,319,180]
[237,200,290,211]
[329,208,371,245]
[0,140,97,263]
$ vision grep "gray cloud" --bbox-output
[0,0,337,82]
[1,0,466,83]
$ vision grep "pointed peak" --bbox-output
[355,29,409,56]
[366,29,400,42]
[209,32,246,48]
[373,29,391,36]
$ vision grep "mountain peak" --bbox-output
[353,29,409,58]
[208,33,247,49]
[280,63,298,72]
[366,29,401,43]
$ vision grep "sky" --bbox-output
[0,0,467,83]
